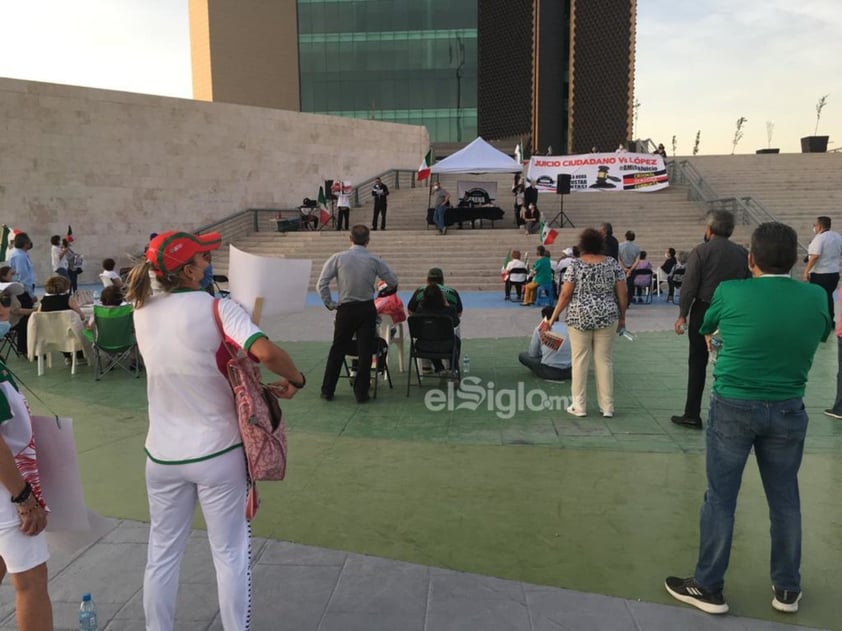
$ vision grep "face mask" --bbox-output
[0,321,10,338]
[201,264,214,290]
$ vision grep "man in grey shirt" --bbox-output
[318,224,398,403]
[671,210,750,429]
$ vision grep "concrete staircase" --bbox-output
[684,153,842,235]
[212,171,758,292]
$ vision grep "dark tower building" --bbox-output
[190,0,636,152]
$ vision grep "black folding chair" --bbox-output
[0,329,23,362]
[406,314,459,396]
[342,336,392,398]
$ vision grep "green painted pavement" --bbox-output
[14,331,842,628]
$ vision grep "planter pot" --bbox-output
[801,136,829,153]
[756,148,780,154]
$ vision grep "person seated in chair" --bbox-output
[519,306,572,381]
[0,267,37,356]
[408,282,461,374]
[85,285,125,330]
[408,267,463,325]
[520,203,540,234]
[630,250,654,303]
[503,250,528,301]
[521,247,553,306]
[408,268,462,374]
[39,275,86,365]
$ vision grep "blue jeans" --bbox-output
[695,394,807,593]
[434,205,447,231]
[831,337,842,414]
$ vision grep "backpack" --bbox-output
[68,250,84,272]
[213,300,287,519]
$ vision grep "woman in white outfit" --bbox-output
[125,231,305,631]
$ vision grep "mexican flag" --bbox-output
[417,150,431,181]
[66,224,74,243]
[317,186,331,226]
[541,222,558,246]
[500,249,511,282]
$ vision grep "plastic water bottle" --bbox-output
[79,593,97,631]
[709,329,723,364]
[92,290,100,304]
[462,355,471,375]
[618,328,637,341]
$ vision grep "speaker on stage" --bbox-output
[325,179,336,200]
[557,174,571,195]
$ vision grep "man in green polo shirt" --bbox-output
[665,222,830,616]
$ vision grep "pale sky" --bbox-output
[0,0,839,156]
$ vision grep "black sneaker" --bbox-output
[772,586,801,613]
[671,415,703,429]
[823,409,842,420]
[664,576,729,614]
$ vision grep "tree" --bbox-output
[815,94,829,135]
[731,117,748,155]
[766,121,775,149]
[692,130,701,156]
[671,135,677,156]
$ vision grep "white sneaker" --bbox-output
[602,410,614,418]
[566,404,586,417]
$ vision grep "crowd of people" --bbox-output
[2,206,840,626]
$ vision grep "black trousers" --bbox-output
[684,299,710,419]
[336,207,350,230]
[809,272,839,325]
[505,280,525,299]
[321,300,377,401]
[372,204,387,230]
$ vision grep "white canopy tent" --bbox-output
[430,137,522,174]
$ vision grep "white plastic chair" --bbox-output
[653,267,669,299]
[378,314,405,373]
[26,310,89,375]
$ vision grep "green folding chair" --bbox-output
[87,304,140,380]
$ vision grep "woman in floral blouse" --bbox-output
[549,227,627,418]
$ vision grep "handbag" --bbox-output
[212,300,287,520]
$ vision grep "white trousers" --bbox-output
[144,447,251,631]
[567,325,616,415]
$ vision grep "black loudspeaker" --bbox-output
[557,173,571,195]
[324,179,336,200]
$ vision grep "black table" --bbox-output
[426,206,505,229]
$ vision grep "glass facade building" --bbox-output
[191,0,635,152]
[297,0,478,143]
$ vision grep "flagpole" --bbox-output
[426,177,433,219]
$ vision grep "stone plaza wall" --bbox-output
[0,77,428,283]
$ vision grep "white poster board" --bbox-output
[228,246,311,318]
[31,415,115,553]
